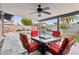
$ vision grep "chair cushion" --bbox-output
[20,33,29,49]
[51,44,61,49]
[58,38,69,54]
[68,35,75,41]
[47,44,61,54]
[29,43,39,52]
[31,30,39,37]
[24,34,30,44]
[61,38,69,49]
[52,31,61,37]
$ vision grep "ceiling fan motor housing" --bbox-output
[37,8,43,12]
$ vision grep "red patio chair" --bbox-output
[46,35,75,55]
[52,31,61,37]
[52,31,61,44]
[20,33,39,54]
[68,35,76,46]
[31,30,39,37]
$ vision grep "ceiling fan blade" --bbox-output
[29,11,37,15]
[42,7,50,10]
[42,11,51,15]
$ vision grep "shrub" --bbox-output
[21,18,32,26]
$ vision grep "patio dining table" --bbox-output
[32,34,58,44]
[31,34,59,55]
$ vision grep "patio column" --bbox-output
[1,11,5,38]
[57,17,59,31]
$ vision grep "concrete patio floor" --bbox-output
[0,32,79,55]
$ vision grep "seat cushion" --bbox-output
[61,38,69,49]
[47,44,61,54]
[68,35,75,41]
[29,43,39,52]
[52,31,61,37]
[51,44,61,49]
[31,30,39,37]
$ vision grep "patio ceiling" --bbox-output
[1,3,79,21]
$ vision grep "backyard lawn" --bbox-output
[76,35,79,42]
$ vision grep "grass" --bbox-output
[76,36,79,42]
[60,25,67,29]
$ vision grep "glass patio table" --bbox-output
[31,34,59,55]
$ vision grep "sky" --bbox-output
[41,18,57,25]
[12,15,23,24]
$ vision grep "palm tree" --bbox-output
[60,16,73,24]
[53,15,79,26]
[60,15,79,24]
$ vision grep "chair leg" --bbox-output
[21,51,28,55]
[75,41,76,46]
[74,40,76,46]
[28,52,30,55]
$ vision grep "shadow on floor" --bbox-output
[0,39,5,50]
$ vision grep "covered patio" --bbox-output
[0,3,79,55]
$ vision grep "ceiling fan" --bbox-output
[30,4,51,17]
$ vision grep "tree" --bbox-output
[60,16,73,24]
[21,18,32,26]
[60,15,79,24]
